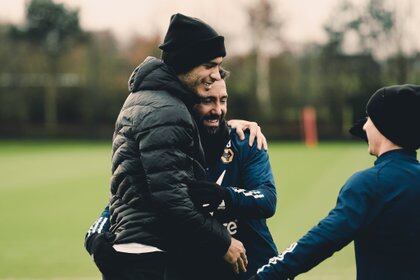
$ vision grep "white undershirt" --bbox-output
[113,243,164,254]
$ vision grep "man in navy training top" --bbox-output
[86,77,278,279]
[251,84,420,280]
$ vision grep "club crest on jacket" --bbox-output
[221,148,234,163]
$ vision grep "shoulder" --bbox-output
[229,130,250,148]
[122,89,186,111]
[374,156,419,189]
[347,167,378,184]
[118,90,193,130]
[340,166,381,195]
[229,130,268,160]
[229,130,249,153]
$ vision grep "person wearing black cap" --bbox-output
[250,84,420,280]
[86,77,278,280]
[88,13,249,280]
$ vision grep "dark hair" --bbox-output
[220,67,230,80]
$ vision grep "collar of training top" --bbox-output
[374,149,418,165]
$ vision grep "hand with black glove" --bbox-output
[85,232,121,276]
[84,207,111,256]
[188,180,232,213]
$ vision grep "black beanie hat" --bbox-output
[350,84,420,150]
[159,13,226,74]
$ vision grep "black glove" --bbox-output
[84,209,111,256]
[86,232,121,276]
[187,180,231,212]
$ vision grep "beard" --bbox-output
[196,112,226,136]
[195,115,230,167]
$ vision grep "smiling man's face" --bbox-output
[193,79,228,135]
[178,57,223,94]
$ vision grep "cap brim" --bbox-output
[349,117,368,142]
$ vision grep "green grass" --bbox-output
[0,141,373,279]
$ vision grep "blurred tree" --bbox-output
[325,0,416,83]
[124,34,161,68]
[323,0,394,55]
[247,0,284,118]
[321,0,388,136]
[83,31,126,126]
[9,0,84,135]
[224,54,257,120]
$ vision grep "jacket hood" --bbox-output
[128,56,199,107]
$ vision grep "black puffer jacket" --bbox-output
[109,57,231,258]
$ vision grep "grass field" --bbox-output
[0,140,373,279]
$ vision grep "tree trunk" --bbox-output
[396,52,408,84]
[45,59,58,135]
[256,48,271,117]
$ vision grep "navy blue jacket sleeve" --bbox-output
[84,206,111,255]
[224,134,277,219]
[256,169,386,279]
[85,206,110,239]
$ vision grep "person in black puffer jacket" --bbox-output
[99,14,247,280]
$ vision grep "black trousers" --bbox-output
[98,251,237,280]
[99,251,166,280]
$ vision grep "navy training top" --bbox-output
[256,149,420,280]
[210,130,278,279]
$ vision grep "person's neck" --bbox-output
[377,140,402,157]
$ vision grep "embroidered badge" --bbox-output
[221,148,234,164]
